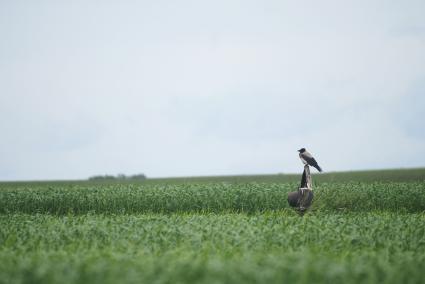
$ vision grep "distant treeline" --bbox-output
[88,174,147,181]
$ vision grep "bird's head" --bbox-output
[298,148,306,153]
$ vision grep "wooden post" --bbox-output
[298,165,313,212]
[288,165,314,213]
[299,164,312,193]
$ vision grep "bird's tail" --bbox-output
[315,165,322,172]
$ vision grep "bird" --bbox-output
[298,148,322,172]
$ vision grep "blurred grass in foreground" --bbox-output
[1,212,424,284]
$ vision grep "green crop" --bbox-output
[0,169,424,283]
[0,181,424,214]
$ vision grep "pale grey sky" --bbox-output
[1,0,424,180]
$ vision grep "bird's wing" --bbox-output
[301,153,319,167]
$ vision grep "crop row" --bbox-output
[1,182,424,214]
[1,212,424,252]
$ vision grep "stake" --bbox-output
[298,165,313,212]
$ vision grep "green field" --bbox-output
[1,169,425,284]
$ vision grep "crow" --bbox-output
[298,148,322,172]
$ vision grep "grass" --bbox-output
[0,168,424,283]
[1,181,424,214]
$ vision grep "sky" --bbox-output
[1,0,425,180]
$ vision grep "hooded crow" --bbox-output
[298,148,322,172]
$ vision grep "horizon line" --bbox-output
[1,166,424,183]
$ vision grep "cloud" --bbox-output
[0,0,424,180]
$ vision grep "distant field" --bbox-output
[147,167,425,184]
[0,168,424,284]
[4,167,425,185]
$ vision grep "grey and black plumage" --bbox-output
[298,148,322,172]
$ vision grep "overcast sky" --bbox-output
[1,0,424,180]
